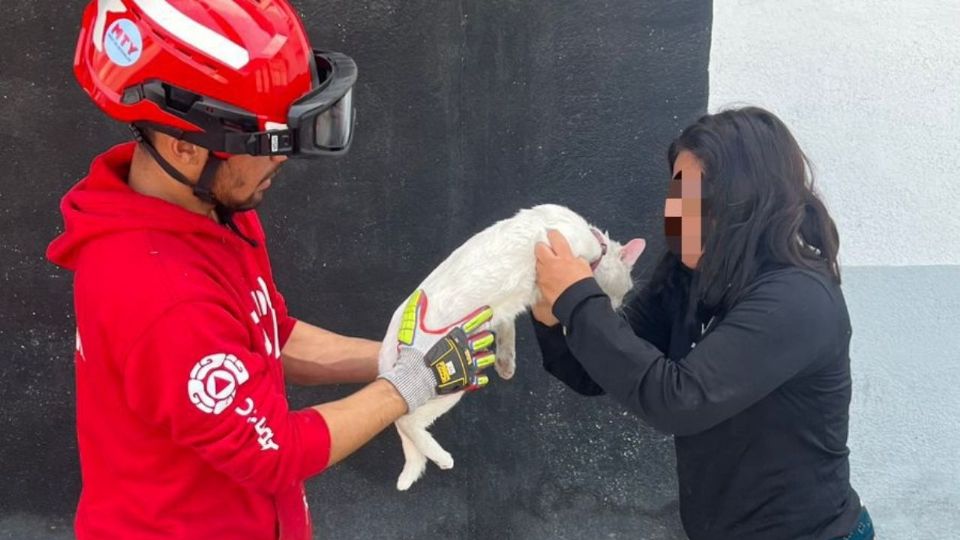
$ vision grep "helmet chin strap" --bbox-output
[129,125,257,247]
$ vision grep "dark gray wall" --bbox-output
[0,1,711,538]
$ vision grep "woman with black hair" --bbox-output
[532,107,873,540]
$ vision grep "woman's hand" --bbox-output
[531,297,559,327]
[534,230,594,324]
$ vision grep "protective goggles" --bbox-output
[227,50,358,157]
[129,50,357,158]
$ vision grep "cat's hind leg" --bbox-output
[395,422,428,491]
[493,320,517,380]
[406,425,454,471]
[401,393,463,472]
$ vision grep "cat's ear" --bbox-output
[620,238,646,267]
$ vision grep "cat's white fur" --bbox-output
[377,204,643,490]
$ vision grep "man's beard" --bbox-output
[229,194,264,212]
[221,164,282,212]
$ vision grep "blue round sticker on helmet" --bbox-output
[103,19,142,67]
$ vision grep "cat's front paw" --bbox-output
[495,349,516,380]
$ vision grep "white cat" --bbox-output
[377,204,645,490]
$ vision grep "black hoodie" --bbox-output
[534,265,863,540]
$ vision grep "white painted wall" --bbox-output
[709,2,960,538]
[709,0,960,267]
[842,267,960,539]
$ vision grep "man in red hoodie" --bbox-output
[47,1,497,539]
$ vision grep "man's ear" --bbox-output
[161,133,204,166]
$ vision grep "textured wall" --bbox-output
[710,1,960,538]
[709,0,960,267]
[0,0,711,538]
[843,266,960,539]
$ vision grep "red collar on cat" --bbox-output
[589,228,608,271]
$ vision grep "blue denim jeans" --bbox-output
[834,507,874,540]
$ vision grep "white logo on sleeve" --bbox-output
[233,397,279,451]
[249,277,280,360]
[188,353,250,415]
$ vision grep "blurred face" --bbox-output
[211,153,288,211]
[665,150,706,269]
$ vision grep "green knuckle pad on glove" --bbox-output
[461,306,494,333]
[382,289,497,411]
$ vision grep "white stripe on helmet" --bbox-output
[133,0,251,69]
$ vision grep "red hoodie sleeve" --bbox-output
[242,211,298,349]
[271,286,298,349]
[122,301,330,494]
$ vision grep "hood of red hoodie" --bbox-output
[47,142,234,271]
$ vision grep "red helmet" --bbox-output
[75,0,357,157]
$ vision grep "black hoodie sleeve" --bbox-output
[532,281,672,396]
[533,318,605,395]
[552,273,841,436]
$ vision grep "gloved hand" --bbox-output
[380,290,496,412]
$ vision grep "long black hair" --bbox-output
[649,106,840,319]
